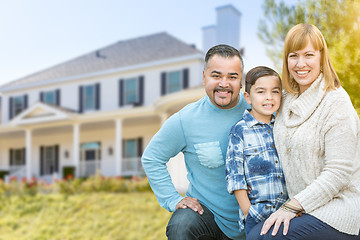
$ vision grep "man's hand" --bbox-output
[175,197,204,215]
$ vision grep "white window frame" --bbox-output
[43,90,56,105]
[83,85,96,111]
[11,148,25,166]
[124,77,139,105]
[13,96,25,117]
[43,146,56,175]
[166,70,182,94]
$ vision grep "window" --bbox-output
[161,68,189,95]
[40,145,59,175]
[124,78,138,105]
[119,76,144,107]
[44,91,56,105]
[167,71,182,94]
[40,89,60,106]
[44,146,56,175]
[122,138,143,175]
[10,148,25,166]
[79,84,100,113]
[13,96,25,116]
[124,139,137,158]
[11,95,27,118]
[84,85,95,110]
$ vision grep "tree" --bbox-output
[258,0,360,113]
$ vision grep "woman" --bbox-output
[247,23,360,239]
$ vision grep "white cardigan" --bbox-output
[274,74,360,235]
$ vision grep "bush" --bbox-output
[0,174,151,196]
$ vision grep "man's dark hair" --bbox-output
[245,66,281,93]
[204,44,244,73]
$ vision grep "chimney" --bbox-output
[202,5,242,52]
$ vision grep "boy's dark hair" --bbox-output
[245,66,281,93]
[204,44,244,74]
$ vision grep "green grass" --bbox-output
[0,192,171,240]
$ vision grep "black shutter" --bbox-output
[9,97,13,120]
[22,148,26,165]
[56,89,60,106]
[161,72,167,95]
[122,140,126,158]
[137,138,143,157]
[95,83,100,110]
[183,68,189,89]
[24,95,28,109]
[9,149,13,166]
[40,92,44,102]
[137,76,144,106]
[40,146,44,175]
[55,145,59,172]
[119,79,124,106]
[79,86,83,113]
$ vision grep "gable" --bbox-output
[10,102,74,126]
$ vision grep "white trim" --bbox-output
[25,129,32,179]
[0,54,204,93]
[10,102,74,126]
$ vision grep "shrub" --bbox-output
[0,173,151,196]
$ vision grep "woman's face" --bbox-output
[287,41,321,94]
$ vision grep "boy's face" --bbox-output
[244,76,282,123]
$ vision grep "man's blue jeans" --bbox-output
[247,213,360,240]
[166,204,232,240]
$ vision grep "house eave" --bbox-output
[0,53,204,93]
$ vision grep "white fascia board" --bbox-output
[0,53,204,93]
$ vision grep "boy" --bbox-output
[225,66,288,237]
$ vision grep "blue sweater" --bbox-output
[142,94,249,240]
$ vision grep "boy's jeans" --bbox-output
[244,214,258,237]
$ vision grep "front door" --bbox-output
[80,142,101,177]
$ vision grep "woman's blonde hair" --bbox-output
[282,23,340,93]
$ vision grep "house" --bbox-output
[0,5,242,191]
[0,32,204,182]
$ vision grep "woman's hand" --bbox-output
[260,208,297,236]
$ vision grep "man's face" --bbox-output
[202,55,242,109]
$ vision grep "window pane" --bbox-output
[44,91,56,105]
[44,146,56,175]
[13,149,24,166]
[125,140,137,158]
[125,78,138,104]
[84,85,95,110]
[85,150,96,161]
[13,96,24,116]
[81,142,101,150]
[167,71,182,93]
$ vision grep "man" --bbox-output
[141,44,249,240]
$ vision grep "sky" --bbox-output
[0,0,298,87]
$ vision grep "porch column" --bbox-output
[73,123,80,177]
[114,118,122,176]
[25,129,32,180]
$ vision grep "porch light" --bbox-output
[108,147,113,156]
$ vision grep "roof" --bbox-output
[1,32,203,90]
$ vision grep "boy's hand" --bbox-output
[176,197,204,215]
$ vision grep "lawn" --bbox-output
[0,192,171,240]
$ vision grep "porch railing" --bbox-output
[79,160,101,177]
[4,165,27,182]
[122,157,144,176]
